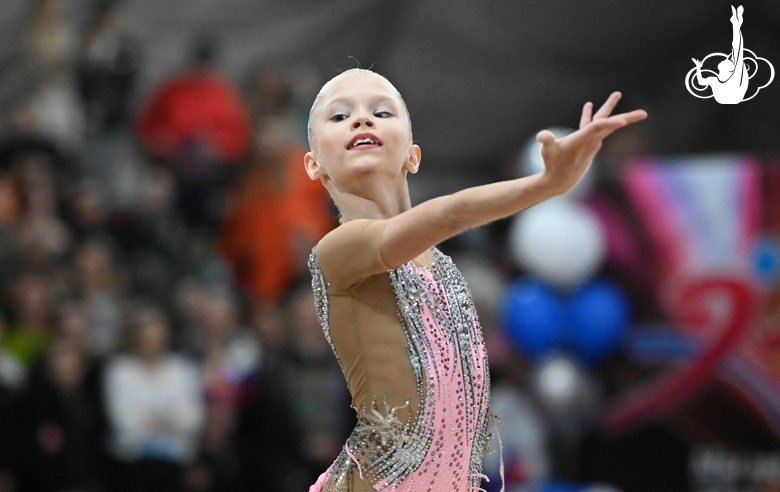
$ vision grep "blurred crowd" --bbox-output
[0,1,350,491]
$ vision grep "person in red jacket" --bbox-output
[135,37,251,230]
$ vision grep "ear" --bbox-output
[404,144,422,174]
[304,151,321,180]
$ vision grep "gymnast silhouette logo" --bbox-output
[685,5,774,104]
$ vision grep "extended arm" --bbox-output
[379,92,647,268]
[319,173,560,290]
[693,59,710,86]
[380,174,553,267]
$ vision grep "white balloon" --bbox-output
[531,353,601,435]
[510,198,606,290]
[517,127,595,200]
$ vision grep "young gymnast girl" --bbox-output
[305,69,646,492]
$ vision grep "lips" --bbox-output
[347,133,382,150]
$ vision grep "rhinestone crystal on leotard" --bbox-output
[309,247,493,491]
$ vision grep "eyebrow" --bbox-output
[323,95,399,112]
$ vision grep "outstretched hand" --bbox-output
[536,92,647,195]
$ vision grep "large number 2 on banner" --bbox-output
[601,277,754,434]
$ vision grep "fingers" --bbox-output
[583,92,646,128]
[615,109,648,125]
[582,91,643,127]
[543,98,647,154]
[593,110,647,132]
[593,91,622,120]
[582,117,627,141]
[581,109,646,140]
[580,102,593,129]
[536,129,557,145]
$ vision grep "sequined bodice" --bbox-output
[309,247,492,492]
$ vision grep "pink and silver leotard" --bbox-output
[308,219,494,492]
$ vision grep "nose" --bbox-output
[351,111,375,129]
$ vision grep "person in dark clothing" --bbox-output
[234,279,355,492]
[2,340,105,491]
[76,0,139,133]
[235,334,305,492]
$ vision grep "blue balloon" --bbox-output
[501,278,566,358]
[566,279,631,363]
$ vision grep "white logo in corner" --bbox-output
[685,5,774,104]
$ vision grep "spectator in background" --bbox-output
[0,170,26,310]
[66,178,110,240]
[75,0,145,211]
[178,284,260,492]
[251,302,286,359]
[219,66,334,305]
[236,296,303,492]
[27,0,77,76]
[173,277,211,344]
[279,279,352,484]
[3,272,57,368]
[53,301,108,448]
[1,340,104,491]
[76,0,140,134]
[135,36,251,231]
[75,238,123,357]
[0,315,20,492]
[0,311,25,401]
[111,167,188,302]
[179,284,260,382]
[0,170,21,227]
[24,0,85,152]
[55,302,105,393]
[104,305,205,492]
[13,151,73,269]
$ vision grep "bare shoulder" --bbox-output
[315,218,391,292]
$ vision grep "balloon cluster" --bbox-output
[502,278,630,363]
[502,131,631,364]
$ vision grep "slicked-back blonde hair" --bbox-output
[307,68,413,151]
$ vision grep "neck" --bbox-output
[328,173,412,222]
[140,353,162,369]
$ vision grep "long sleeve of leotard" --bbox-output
[315,218,392,293]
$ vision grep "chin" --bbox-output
[345,153,392,171]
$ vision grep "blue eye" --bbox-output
[330,114,348,122]
[374,111,392,118]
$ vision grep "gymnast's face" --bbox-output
[305,71,420,192]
